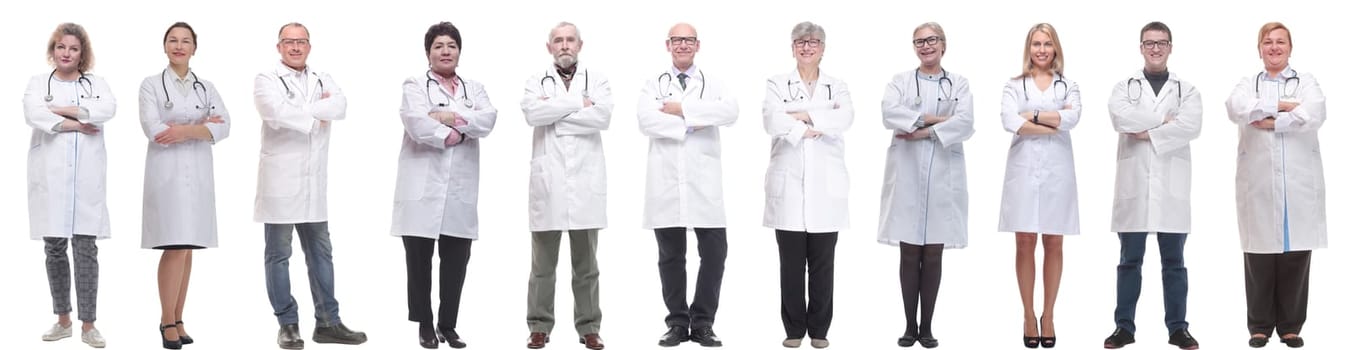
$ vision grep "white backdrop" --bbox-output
[0,0,1343,349]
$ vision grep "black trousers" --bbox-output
[1244,251,1311,337]
[776,230,837,339]
[655,227,728,329]
[404,235,472,332]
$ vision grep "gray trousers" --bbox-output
[526,229,601,335]
[45,236,99,322]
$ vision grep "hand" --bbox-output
[790,111,812,124]
[1063,103,1073,110]
[1131,131,1150,140]
[201,116,225,125]
[583,98,594,107]
[444,129,464,146]
[833,103,841,109]
[49,106,81,118]
[319,120,330,128]
[1278,100,1300,113]
[1020,111,1034,121]
[59,119,99,135]
[321,91,331,100]
[803,128,823,139]
[923,114,948,125]
[661,101,684,117]
[1164,115,1176,124]
[154,123,196,145]
[898,127,932,140]
[1250,117,1277,130]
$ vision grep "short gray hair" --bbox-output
[791,21,825,42]
[549,21,581,41]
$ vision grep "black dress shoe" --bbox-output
[439,328,467,349]
[1104,327,1135,349]
[897,335,917,347]
[659,326,690,347]
[175,321,194,345]
[917,335,938,348]
[160,324,183,350]
[1249,335,1269,348]
[313,323,368,345]
[278,324,304,350]
[691,328,723,347]
[1280,335,1304,348]
[1168,329,1199,350]
[418,323,438,349]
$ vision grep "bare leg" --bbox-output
[176,250,193,337]
[1015,232,1039,338]
[1041,235,1064,338]
[158,250,186,341]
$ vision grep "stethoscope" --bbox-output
[159,68,211,111]
[1126,77,1182,105]
[425,70,473,108]
[44,69,96,102]
[1022,75,1068,101]
[277,71,325,100]
[540,69,589,98]
[914,68,956,104]
[783,80,832,102]
[656,69,706,100]
[1254,69,1300,99]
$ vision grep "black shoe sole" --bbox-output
[313,335,367,345]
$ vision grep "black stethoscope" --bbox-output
[1022,75,1068,101]
[784,80,832,102]
[540,69,589,98]
[1126,77,1182,105]
[1254,69,1300,99]
[159,68,211,110]
[656,69,705,100]
[277,71,325,100]
[44,69,96,102]
[426,70,473,108]
[914,68,956,104]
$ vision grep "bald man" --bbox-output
[636,22,738,348]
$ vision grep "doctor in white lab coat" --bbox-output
[1224,22,1325,348]
[255,23,367,347]
[638,23,738,347]
[519,22,613,349]
[138,22,229,347]
[1102,22,1203,349]
[762,22,853,349]
[998,23,1080,349]
[877,22,974,349]
[392,22,496,348]
[25,23,113,346]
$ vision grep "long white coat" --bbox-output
[25,73,116,239]
[636,67,739,229]
[520,65,613,232]
[997,74,1082,235]
[253,63,347,224]
[1224,67,1327,254]
[761,71,854,233]
[877,69,974,248]
[391,73,498,240]
[138,69,231,248]
[1108,71,1202,234]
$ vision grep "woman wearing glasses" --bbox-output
[762,21,854,349]
[878,22,974,349]
[997,23,1081,349]
[1223,22,1325,349]
[137,21,231,349]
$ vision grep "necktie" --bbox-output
[677,73,688,91]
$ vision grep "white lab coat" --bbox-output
[877,69,974,248]
[391,73,498,240]
[762,71,854,233]
[520,65,613,232]
[138,69,231,248]
[24,73,116,240]
[1224,67,1327,254]
[1108,71,1203,234]
[637,67,739,229]
[997,75,1082,235]
[253,62,347,223]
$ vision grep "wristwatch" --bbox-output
[914,116,927,128]
[1032,110,1040,124]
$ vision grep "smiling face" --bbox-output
[548,25,582,68]
[666,23,699,70]
[163,27,196,67]
[276,25,311,70]
[1139,30,1171,73]
[912,27,944,68]
[427,35,460,76]
[52,34,82,73]
[793,34,824,67]
[1028,30,1056,71]
[1260,28,1292,72]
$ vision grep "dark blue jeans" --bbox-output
[1114,232,1189,334]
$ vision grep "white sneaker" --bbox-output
[810,338,830,348]
[42,323,72,341]
[782,338,802,348]
[82,327,106,348]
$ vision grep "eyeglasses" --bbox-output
[913,36,943,48]
[793,39,822,48]
[279,38,311,47]
[668,36,698,46]
[1141,40,1171,49]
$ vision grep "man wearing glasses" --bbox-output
[1103,21,1201,350]
[253,22,367,349]
[637,22,739,348]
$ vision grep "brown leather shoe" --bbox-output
[580,333,605,350]
[526,332,549,349]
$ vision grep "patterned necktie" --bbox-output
[677,73,688,91]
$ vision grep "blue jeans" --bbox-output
[1115,232,1188,334]
[265,222,341,327]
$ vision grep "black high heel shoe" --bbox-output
[439,327,467,349]
[1023,318,1040,348]
[160,324,183,349]
[419,322,438,349]
[1039,316,1056,349]
[175,321,194,345]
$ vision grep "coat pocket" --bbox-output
[1167,157,1192,199]
[394,158,429,201]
